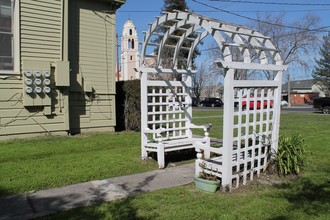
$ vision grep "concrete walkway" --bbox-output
[0,164,195,220]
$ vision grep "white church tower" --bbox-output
[120,19,139,81]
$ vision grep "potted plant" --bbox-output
[194,162,220,193]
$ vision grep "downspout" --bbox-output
[62,0,70,133]
[63,0,68,62]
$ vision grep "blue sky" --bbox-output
[116,0,330,79]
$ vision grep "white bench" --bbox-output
[143,123,212,168]
[139,68,212,168]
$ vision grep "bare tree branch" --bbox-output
[251,13,321,78]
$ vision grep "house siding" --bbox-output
[0,0,67,138]
[20,0,62,61]
[68,0,116,133]
[77,3,116,93]
[0,0,122,138]
[0,79,67,136]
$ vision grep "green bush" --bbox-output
[267,134,306,176]
[123,80,141,131]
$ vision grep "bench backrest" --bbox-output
[141,71,193,144]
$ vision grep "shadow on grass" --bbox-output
[313,111,326,114]
[0,187,10,196]
[148,149,196,168]
[45,196,153,220]
[269,177,330,219]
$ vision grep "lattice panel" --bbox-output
[231,87,276,187]
[146,82,190,141]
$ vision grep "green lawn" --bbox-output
[42,181,329,220]
[1,110,330,219]
[0,132,158,196]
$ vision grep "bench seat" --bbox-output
[143,124,211,168]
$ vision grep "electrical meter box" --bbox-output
[22,60,52,109]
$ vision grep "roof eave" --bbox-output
[96,0,126,10]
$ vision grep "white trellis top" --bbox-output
[140,10,287,72]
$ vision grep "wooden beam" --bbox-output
[216,60,287,71]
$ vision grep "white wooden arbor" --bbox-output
[138,11,287,189]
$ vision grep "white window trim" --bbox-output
[0,0,20,76]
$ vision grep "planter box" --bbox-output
[194,176,220,193]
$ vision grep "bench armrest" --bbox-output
[143,127,164,141]
[189,123,212,137]
[194,140,222,160]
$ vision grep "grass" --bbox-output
[41,182,330,220]
[1,110,329,219]
[0,132,158,196]
[192,109,223,139]
[41,111,330,220]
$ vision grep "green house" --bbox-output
[0,0,125,139]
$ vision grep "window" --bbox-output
[130,56,132,60]
[0,0,17,73]
[129,29,132,35]
[131,39,134,49]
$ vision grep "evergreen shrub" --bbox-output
[123,80,141,131]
